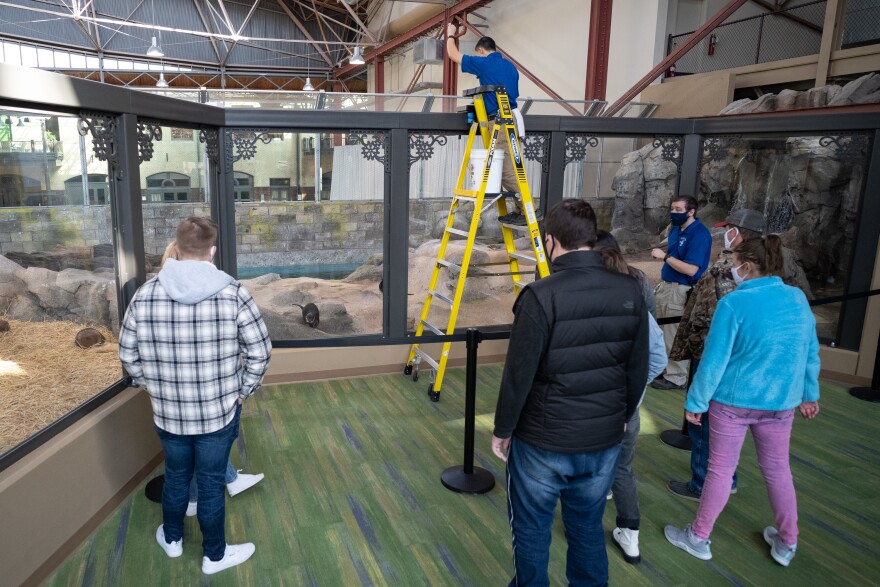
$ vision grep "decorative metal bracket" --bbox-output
[652,135,683,171]
[348,130,389,172]
[77,113,118,176]
[699,135,741,168]
[225,129,273,164]
[408,132,448,168]
[523,133,550,173]
[564,134,599,167]
[199,129,220,167]
[819,133,871,165]
[136,120,163,163]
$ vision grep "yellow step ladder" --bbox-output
[404,85,551,402]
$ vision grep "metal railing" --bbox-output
[666,0,826,76]
[0,140,60,155]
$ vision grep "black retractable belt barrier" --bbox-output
[441,328,496,494]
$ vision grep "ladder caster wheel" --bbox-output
[412,369,419,382]
[427,384,440,403]
[403,365,413,376]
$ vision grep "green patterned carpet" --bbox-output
[44,367,880,586]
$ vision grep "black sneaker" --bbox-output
[498,212,525,224]
[667,480,701,502]
[651,377,685,390]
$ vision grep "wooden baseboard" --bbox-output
[819,369,871,388]
[22,451,164,587]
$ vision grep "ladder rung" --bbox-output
[438,259,462,273]
[446,227,470,238]
[420,320,445,337]
[509,252,537,263]
[514,282,526,290]
[454,189,479,198]
[428,290,453,305]
[414,347,440,370]
[501,222,529,232]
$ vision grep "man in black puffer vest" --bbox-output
[492,199,649,587]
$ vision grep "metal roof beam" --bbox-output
[276,0,335,67]
[221,0,262,66]
[193,0,224,62]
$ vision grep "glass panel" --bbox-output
[408,131,546,330]
[691,133,873,345]
[0,109,120,456]
[54,51,70,69]
[232,129,384,338]
[20,45,38,68]
[70,53,86,69]
[3,42,21,66]
[37,48,54,68]
[139,124,211,272]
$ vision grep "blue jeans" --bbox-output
[506,437,621,587]
[688,411,737,495]
[155,405,241,561]
[189,460,238,502]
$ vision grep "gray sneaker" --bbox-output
[763,526,796,567]
[664,524,712,560]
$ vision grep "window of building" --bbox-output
[234,172,253,201]
[64,174,109,205]
[269,177,291,201]
[170,128,194,141]
[145,172,191,203]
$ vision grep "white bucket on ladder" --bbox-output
[468,148,505,193]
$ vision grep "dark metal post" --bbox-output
[678,134,702,198]
[850,326,880,402]
[112,113,146,316]
[838,130,880,350]
[755,14,765,65]
[385,128,409,337]
[216,130,237,276]
[441,328,496,493]
[545,131,566,211]
[660,357,697,451]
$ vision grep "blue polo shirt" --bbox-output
[662,219,712,286]
[461,52,519,117]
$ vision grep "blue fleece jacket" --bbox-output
[685,276,820,413]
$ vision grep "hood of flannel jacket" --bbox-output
[158,258,234,304]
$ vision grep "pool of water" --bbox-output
[238,262,363,280]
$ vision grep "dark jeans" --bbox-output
[506,437,620,587]
[611,410,640,530]
[155,405,241,561]
[687,410,737,495]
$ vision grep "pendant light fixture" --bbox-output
[146,0,164,58]
[156,72,169,88]
[303,77,315,91]
[349,45,365,65]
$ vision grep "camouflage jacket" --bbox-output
[669,251,736,361]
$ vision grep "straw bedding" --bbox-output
[0,319,121,454]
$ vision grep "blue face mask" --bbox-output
[670,212,689,226]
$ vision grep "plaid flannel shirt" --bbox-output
[119,276,272,435]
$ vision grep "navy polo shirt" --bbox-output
[461,52,519,116]
[662,219,712,286]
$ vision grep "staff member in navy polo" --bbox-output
[651,195,712,390]
[446,24,529,224]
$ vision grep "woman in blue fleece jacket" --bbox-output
[664,235,821,568]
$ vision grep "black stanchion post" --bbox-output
[441,328,496,494]
[850,325,880,402]
[660,358,695,451]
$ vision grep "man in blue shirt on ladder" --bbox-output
[446,23,530,225]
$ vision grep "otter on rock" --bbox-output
[292,303,320,328]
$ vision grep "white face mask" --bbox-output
[724,227,739,251]
[731,263,746,285]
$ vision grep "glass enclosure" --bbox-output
[0,108,121,456]
[232,129,385,339]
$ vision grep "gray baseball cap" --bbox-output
[715,208,765,233]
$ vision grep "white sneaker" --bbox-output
[156,525,183,558]
[186,501,198,517]
[202,543,256,575]
[606,491,613,501]
[227,471,264,497]
[612,527,640,564]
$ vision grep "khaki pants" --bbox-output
[655,281,691,386]
[488,121,520,194]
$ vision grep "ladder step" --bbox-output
[454,189,479,198]
[414,347,440,370]
[509,252,537,264]
[446,227,470,238]
[438,259,462,273]
[428,289,453,305]
[501,222,529,232]
[420,320,445,337]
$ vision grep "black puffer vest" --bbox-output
[514,251,648,453]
